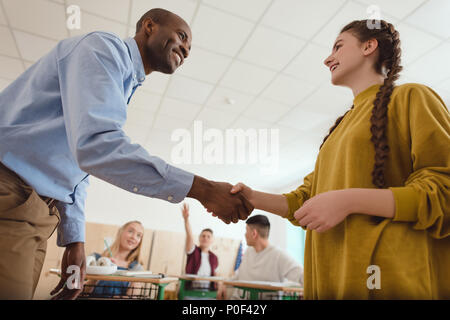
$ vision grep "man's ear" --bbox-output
[363,38,379,56]
[142,17,155,36]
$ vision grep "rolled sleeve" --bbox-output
[389,186,420,222]
[56,176,89,247]
[388,85,450,238]
[283,171,315,227]
[283,192,302,227]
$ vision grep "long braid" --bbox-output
[370,22,402,188]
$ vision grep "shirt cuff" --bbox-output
[155,165,194,203]
[55,199,86,247]
[57,220,85,247]
[389,186,420,222]
[283,193,301,227]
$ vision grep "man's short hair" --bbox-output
[201,228,213,235]
[135,8,174,34]
[246,215,270,239]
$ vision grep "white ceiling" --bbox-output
[1,0,449,192]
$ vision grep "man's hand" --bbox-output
[50,242,86,300]
[187,176,254,224]
[181,202,189,220]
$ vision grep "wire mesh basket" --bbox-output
[237,289,303,300]
[265,292,303,300]
[78,281,160,300]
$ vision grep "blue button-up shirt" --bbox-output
[0,32,194,246]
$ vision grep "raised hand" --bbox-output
[181,202,189,220]
[187,176,254,224]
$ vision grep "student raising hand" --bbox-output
[181,202,189,220]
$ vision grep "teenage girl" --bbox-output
[86,221,145,298]
[231,20,450,299]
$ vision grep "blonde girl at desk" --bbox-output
[230,19,450,299]
[85,221,145,297]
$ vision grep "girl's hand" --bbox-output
[293,190,353,233]
[230,182,254,205]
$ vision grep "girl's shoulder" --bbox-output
[393,82,432,97]
[392,82,443,102]
[391,82,447,114]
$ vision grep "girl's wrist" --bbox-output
[248,190,260,209]
[339,189,357,215]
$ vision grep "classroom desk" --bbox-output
[49,269,178,300]
[223,280,303,300]
[176,274,224,300]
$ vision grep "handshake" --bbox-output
[187,175,254,224]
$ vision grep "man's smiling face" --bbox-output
[144,14,192,74]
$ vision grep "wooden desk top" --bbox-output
[223,280,303,293]
[49,269,178,284]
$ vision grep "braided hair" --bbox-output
[319,20,403,188]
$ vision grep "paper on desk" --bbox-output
[114,270,165,278]
[230,279,302,287]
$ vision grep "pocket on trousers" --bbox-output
[0,188,58,241]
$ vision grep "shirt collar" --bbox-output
[123,37,146,84]
[353,84,382,106]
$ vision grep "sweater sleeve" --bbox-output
[283,171,315,227]
[389,84,450,239]
[278,250,304,285]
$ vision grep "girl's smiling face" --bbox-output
[324,31,371,87]
[120,222,143,251]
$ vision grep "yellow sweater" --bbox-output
[284,83,450,299]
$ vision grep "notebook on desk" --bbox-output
[115,270,165,278]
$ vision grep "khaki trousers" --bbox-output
[0,162,60,300]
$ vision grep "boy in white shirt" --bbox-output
[217,215,303,299]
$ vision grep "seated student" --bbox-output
[217,215,303,300]
[181,202,218,292]
[85,221,145,298]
